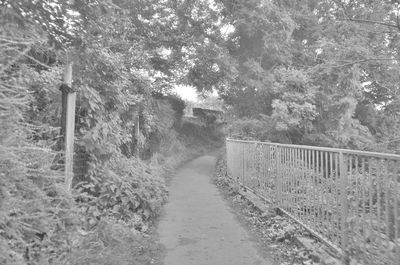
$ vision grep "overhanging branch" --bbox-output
[337,17,400,30]
[332,0,400,31]
[334,58,397,68]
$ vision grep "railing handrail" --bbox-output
[226,138,400,160]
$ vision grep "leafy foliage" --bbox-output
[207,0,400,153]
[1,1,219,264]
[76,154,168,232]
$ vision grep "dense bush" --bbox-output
[76,154,168,232]
[0,5,201,264]
[226,116,296,143]
[68,218,164,265]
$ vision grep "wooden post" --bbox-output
[60,62,76,191]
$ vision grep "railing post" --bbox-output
[339,151,348,255]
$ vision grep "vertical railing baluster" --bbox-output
[231,141,234,179]
[300,148,305,220]
[348,155,353,243]
[237,142,239,180]
[355,156,359,231]
[324,151,328,235]
[384,159,390,257]
[311,150,317,227]
[262,144,266,195]
[280,147,283,206]
[276,146,281,205]
[302,148,306,219]
[233,141,236,180]
[292,148,296,217]
[254,143,258,189]
[267,144,270,192]
[281,147,283,199]
[287,147,290,213]
[268,144,271,191]
[287,147,290,210]
[242,142,245,186]
[318,151,322,231]
[227,141,230,174]
[315,150,318,229]
[237,142,239,182]
[339,152,348,252]
[394,161,399,263]
[264,144,271,192]
[290,148,294,215]
[293,148,300,218]
[243,142,245,186]
[327,152,337,242]
[289,147,292,214]
[286,147,289,209]
[268,145,271,194]
[377,159,383,250]
[267,144,270,195]
[282,147,286,208]
[301,148,304,219]
[284,147,287,210]
[361,157,367,259]
[268,144,271,195]
[315,148,322,230]
[368,157,374,254]
[306,149,312,224]
[232,141,234,177]
[233,142,236,180]
[268,144,271,196]
[335,152,340,245]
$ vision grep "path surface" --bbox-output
[158,155,274,265]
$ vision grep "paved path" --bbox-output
[158,155,274,265]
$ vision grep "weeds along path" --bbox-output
[158,155,274,265]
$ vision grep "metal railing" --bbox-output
[226,138,400,265]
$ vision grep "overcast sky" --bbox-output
[174,85,199,102]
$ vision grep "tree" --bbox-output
[203,0,400,151]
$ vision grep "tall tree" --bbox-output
[207,0,400,151]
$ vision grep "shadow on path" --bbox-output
[158,155,274,265]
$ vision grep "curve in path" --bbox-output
[158,155,274,265]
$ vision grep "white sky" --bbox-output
[174,85,199,102]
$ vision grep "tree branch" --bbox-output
[334,58,397,68]
[332,0,400,30]
[0,45,31,75]
[337,17,400,30]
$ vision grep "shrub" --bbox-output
[76,153,168,232]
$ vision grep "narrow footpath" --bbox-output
[158,155,274,265]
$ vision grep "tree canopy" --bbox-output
[188,0,400,152]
